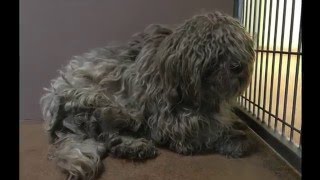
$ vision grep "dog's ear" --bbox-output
[157,15,222,95]
[128,24,172,47]
[157,31,205,104]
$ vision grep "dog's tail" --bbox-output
[40,87,69,145]
[42,109,112,180]
[40,90,110,180]
[49,132,107,180]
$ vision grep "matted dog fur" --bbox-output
[40,12,255,180]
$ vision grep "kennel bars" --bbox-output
[233,0,302,173]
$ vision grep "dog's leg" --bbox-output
[229,110,249,131]
[168,140,202,155]
[155,110,251,157]
[91,107,158,160]
[109,136,158,160]
[216,106,249,131]
[212,128,252,158]
[231,120,249,131]
[208,110,252,158]
[150,111,207,155]
[92,106,143,135]
[168,125,250,157]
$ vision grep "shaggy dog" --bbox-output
[40,12,255,180]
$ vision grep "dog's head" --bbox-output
[157,12,255,107]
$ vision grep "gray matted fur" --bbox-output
[40,12,255,180]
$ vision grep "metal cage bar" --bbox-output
[275,0,287,134]
[290,23,302,143]
[243,0,249,109]
[282,0,296,139]
[248,0,257,113]
[261,0,273,124]
[256,0,268,122]
[252,0,262,116]
[233,0,302,173]
[267,0,280,127]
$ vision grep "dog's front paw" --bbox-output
[232,120,249,131]
[215,130,252,158]
[110,138,158,160]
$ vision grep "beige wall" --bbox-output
[20,0,234,120]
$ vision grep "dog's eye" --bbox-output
[230,62,242,73]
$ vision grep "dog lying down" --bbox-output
[40,11,255,180]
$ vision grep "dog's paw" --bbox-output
[168,142,199,155]
[216,130,252,158]
[231,120,249,131]
[109,138,158,160]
